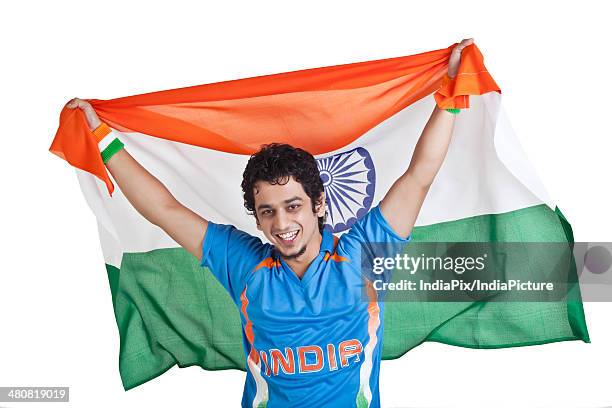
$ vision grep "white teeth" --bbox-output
[277,231,298,240]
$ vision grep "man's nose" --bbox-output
[274,210,291,231]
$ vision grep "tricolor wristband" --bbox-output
[92,122,125,164]
[440,73,462,115]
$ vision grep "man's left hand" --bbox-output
[448,38,474,79]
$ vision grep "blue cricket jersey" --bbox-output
[200,205,412,407]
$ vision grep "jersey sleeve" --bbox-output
[340,204,413,245]
[337,204,413,282]
[200,221,269,304]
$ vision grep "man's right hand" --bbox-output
[66,98,102,131]
[65,97,209,261]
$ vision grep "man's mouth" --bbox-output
[275,230,299,244]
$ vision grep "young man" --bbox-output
[67,38,473,408]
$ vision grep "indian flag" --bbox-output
[49,43,589,391]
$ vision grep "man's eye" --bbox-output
[261,210,272,216]
[288,204,301,210]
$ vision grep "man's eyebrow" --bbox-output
[256,203,273,211]
[256,197,303,211]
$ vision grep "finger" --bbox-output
[454,38,474,52]
[67,98,84,109]
[459,38,474,49]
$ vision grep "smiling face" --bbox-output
[254,176,326,260]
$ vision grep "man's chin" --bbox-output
[281,245,307,260]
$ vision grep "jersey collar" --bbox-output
[320,228,335,255]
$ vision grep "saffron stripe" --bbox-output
[92,122,112,143]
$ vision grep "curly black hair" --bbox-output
[241,143,327,233]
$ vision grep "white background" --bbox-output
[1,1,611,407]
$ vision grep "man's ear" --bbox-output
[316,192,326,217]
[255,217,262,231]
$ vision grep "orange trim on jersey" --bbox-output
[50,43,500,196]
[324,235,348,263]
[253,257,281,272]
[327,252,348,263]
[240,286,259,365]
[365,279,381,347]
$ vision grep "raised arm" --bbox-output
[379,38,473,239]
[66,98,208,261]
